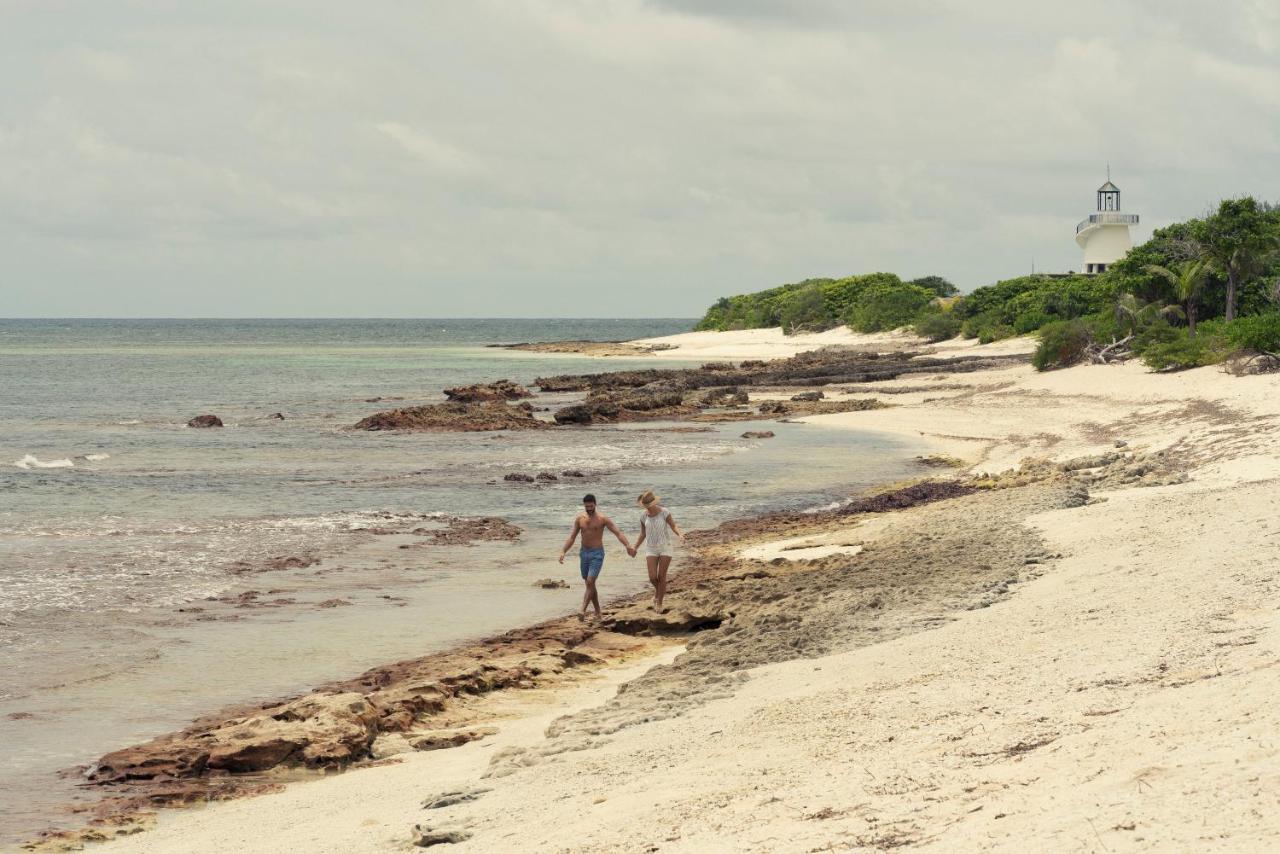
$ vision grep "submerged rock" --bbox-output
[504,472,535,483]
[741,431,775,439]
[186,415,223,428]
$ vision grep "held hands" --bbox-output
[627,546,637,558]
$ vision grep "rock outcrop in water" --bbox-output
[186,415,223,428]
[552,387,694,425]
[443,380,532,403]
[352,402,548,432]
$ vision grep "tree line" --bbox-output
[693,196,1280,372]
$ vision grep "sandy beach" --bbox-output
[53,329,1280,853]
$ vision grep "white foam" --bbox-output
[14,455,75,470]
[81,453,111,462]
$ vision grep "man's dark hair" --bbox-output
[583,494,597,504]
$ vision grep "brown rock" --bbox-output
[316,598,352,608]
[504,472,535,483]
[553,387,692,425]
[443,380,532,403]
[536,471,559,482]
[534,578,570,589]
[352,402,548,432]
[410,726,497,751]
[790,390,825,401]
[741,431,775,439]
[186,415,223,428]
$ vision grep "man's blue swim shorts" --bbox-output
[579,547,605,580]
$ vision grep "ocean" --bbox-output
[0,318,925,843]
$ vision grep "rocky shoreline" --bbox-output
[26,341,1040,851]
[348,346,1028,432]
[33,442,1189,851]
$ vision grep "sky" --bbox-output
[2,0,1279,318]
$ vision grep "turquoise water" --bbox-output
[0,319,925,843]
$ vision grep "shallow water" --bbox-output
[0,319,926,843]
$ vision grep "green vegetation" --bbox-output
[694,197,1280,374]
[695,272,938,334]
[912,309,962,343]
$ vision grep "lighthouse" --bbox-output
[1075,176,1138,274]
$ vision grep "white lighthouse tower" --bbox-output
[1075,174,1138,274]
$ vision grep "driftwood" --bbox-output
[1224,350,1280,376]
[1086,334,1135,365]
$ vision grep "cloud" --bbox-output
[1,0,1278,316]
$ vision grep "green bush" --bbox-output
[1032,319,1093,371]
[777,284,832,334]
[978,324,1016,344]
[1224,311,1280,352]
[913,310,962,342]
[954,274,1112,338]
[845,282,935,332]
[1135,320,1228,371]
[909,275,960,297]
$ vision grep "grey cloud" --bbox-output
[1,0,1278,317]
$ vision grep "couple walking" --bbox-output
[558,489,683,620]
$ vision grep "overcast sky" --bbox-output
[3,1,1278,317]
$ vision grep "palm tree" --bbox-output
[1193,198,1280,321]
[1146,260,1211,337]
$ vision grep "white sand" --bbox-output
[632,325,1037,362]
[633,326,918,360]
[98,344,1280,853]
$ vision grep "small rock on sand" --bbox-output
[534,578,570,589]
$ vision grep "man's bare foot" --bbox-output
[576,611,586,621]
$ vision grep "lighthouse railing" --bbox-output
[1077,213,1140,234]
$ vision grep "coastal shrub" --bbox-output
[909,275,960,298]
[1031,319,1093,371]
[953,274,1112,339]
[977,324,1015,344]
[1135,320,1228,371]
[913,310,962,342]
[845,282,935,332]
[777,284,831,334]
[1224,311,1280,353]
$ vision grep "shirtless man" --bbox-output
[559,494,634,620]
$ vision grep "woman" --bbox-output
[633,489,683,612]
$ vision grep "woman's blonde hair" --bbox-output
[637,489,660,507]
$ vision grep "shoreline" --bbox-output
[29,326,1280,851]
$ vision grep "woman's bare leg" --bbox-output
[646,555,660,607]
[655,555,672,611]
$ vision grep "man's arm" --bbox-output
[604,516,634,556]
[558,517,581,564]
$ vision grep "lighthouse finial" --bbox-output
[1107,162,1111,182]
